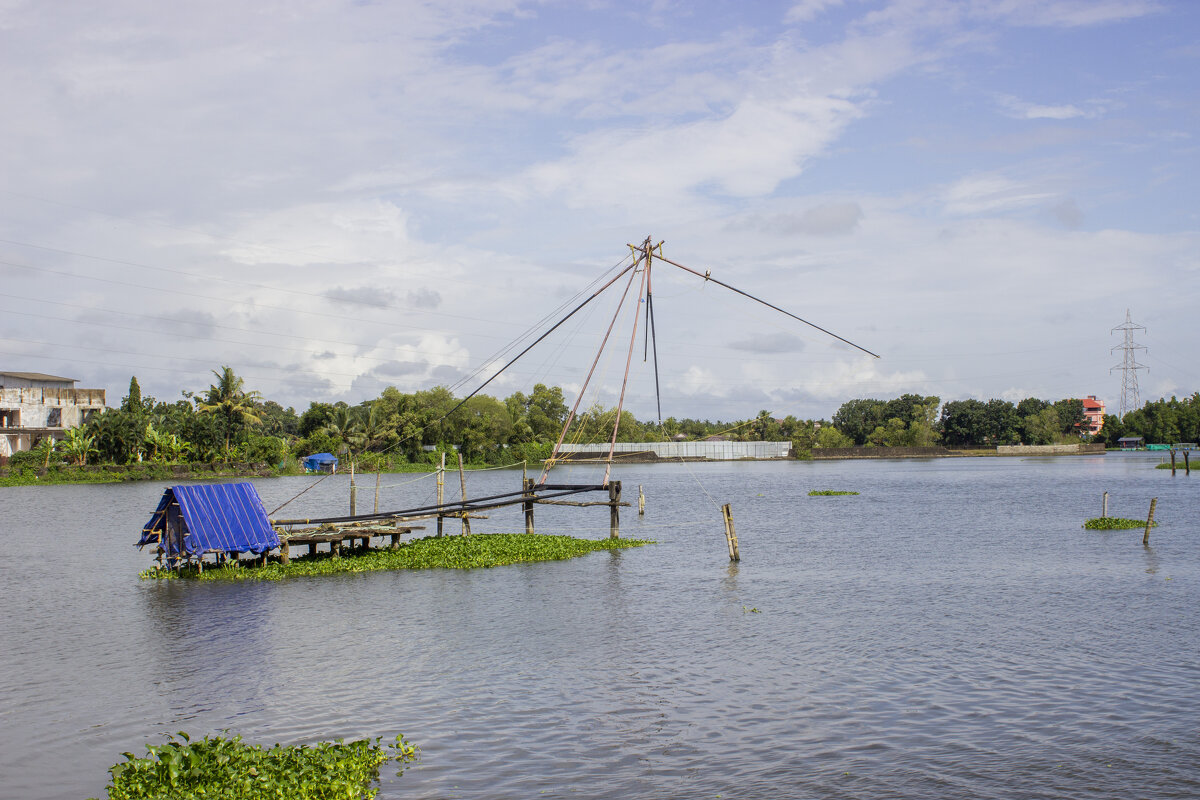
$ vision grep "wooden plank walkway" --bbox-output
[279,524,426,561]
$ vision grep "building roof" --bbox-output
[0,371,77,383]
[137,482,279,556]
[1081,397,1104,409]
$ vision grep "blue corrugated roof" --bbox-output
[138,482,279,557]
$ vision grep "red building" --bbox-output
[1081,395,1105,435]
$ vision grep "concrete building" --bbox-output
[0,372,106,459]
[1081,395,1105,436]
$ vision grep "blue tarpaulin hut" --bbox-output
[303,452,338,472]
[137,482,279,562]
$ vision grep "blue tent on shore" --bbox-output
[303,452,339,472]
[137,482,279,562]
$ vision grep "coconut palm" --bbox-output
[195,366,263,459]
[321,405,362,455]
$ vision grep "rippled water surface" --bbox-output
[2,454,1198,799]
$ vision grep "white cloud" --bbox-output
[941,174,1056,216]
[785,0,846,24]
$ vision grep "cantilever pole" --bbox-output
[540,253,647,485]
[604,246,651,485]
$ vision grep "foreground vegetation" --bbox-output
[141,533,652,581]
[91,732,416,800]
[1083,517,1156,530]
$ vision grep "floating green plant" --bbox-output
[92,731,417,800]
[808,490,859,496]
[1083,517,1156,530]
[141,533,652,582]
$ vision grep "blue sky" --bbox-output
[0,0,1196,421]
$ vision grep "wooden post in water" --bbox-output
[458,452,471,536]
[280,537,290,565]
[1102,491,1109,518]
[436,452,445,537]
[374,471,381,514]
[350,461,357,516]
[523,477,535,534]
[638,484,645,515]
[722,503,740,561]
[1144,497,1157,546]
[609,481,621,539]
[1170,449,1176,476]
[1185,450,1191,476]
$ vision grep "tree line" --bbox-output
[15,367,1199,472]
[36,368,818,470]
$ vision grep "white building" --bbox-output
[0,372,106,458]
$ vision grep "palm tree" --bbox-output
[321,405,362,455]
[195,366,263,459]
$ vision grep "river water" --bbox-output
[1,454,1197,799]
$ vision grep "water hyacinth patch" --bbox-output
[141,533,652,581]
[808,490,859,496]
[1083,517,1156,530]
[92,731,417,800]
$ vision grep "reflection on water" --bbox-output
[1,455,1198,799]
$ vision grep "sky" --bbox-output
[1,0,1197,422]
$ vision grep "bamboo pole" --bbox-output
[523,477,535,534]
[1170,449,1176,475]
[609,481,621,539]
[1144,497,1157,546]
[638,484,645,515]
[1185,450,1191,476]
[436,451,445,536]
[722,503,740,561]
[458,452,471,536]
[374,470,380,514]
[350,461,357,516]
[1102,491,1108,519]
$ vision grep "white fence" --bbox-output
[558,441,792,460]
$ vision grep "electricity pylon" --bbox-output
[1110,309,1147,417]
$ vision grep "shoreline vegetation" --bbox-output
[4,368,1195,488]
[141,533,652,581]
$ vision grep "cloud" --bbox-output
[222,201,410,267]
[1052,198,1083,228]
[734,202,864,236]
[407,288,442,310]
[729,333,808,353]
[941,174,1056,216]
[785,0,846,24]
[996,93,1105,120]
[325,286,399,309]
[371,360,427,378]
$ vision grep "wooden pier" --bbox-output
[269,480,630,561]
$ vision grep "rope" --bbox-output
[673,456,723,512]
[269,472,333,515]
[376,471,439,491]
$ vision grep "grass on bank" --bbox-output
[1083,516,1156,530]
[808,489,859,496]
[91,731,417,800]
[141,533,652,581]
